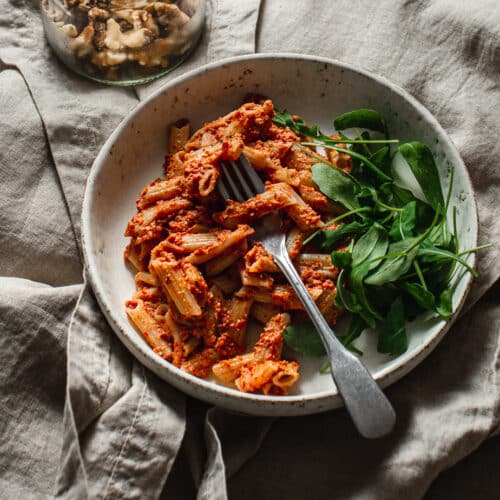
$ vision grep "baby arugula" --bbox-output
[274,108,488,362]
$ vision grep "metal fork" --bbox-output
[218,156,396,438]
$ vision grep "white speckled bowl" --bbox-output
[82,54,477,416]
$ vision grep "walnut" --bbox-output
[127,34,190,67]
[110,0,156,9]
[114,8,159,36]
[154,3,190,28]
[46,0,198,74]
[91,49,128,66]
[88,7,110,19]
[57,22,79,37]
[104,17,154,50]
[70,23,95,57]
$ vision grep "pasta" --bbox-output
[124,99,350,395]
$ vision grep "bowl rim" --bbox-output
[81,52,478,411]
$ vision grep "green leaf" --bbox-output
[418,243,477,277]
[333,109,387,135]
[321,221,372,249]
[339,315,367,354]
[427,217,453,249]
[370,146,392,175]
[389,201,417,241]
[314,144,392,182]
[311,163,360,211]
[436,288,453,318]
[396,142,444,209]
[283,322,326,357]
[335,270,361,312]
[383,183,417,207]
[347,226,389,325]
[366,206,441,286]
[378,297,408,355]
[352,224,389,268]
[272,110,317,138]
[331,250,352,268]
[400,282,436,311]
[349,262,382,326]
[364,237,421,286]
[336,270,376,326]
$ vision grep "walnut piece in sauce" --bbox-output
[42,0,199,80]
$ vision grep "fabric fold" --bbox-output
[0,0,499,499]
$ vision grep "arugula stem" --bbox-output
[380,213,395,225]
[367,206,441,266]
[413,260,427,290]
[303,138,399,145]
[453,206,458,253]
[445,206,459,285]
[354,128,373,156]
[445,165,455,214]
[297,143,337,167]
[456,243,493,256]
[438,252,478,277]
[301,142,393,182]
[302,207,372,246]
[375,200,404,213]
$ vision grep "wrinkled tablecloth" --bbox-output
[0,1,498,499]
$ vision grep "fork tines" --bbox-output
[218,155,265,202]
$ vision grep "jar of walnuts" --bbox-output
[41,0,206,85]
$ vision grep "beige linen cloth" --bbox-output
[0,1,498,499]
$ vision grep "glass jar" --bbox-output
[41,0,206,86]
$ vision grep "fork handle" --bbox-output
[274,246,396,438]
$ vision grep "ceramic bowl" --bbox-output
[82,54,477,416]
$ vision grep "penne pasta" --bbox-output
[124,99,349,395]
[150,255,206,318]
[209,271,241,295]
[185,225,254,265]
[169,119,191,154]
[205,241,247,277]
[136,177,185,210]
[134,271,159,289]
[240,268,274,290]
[250,302,281,324]
[125,298,173,360]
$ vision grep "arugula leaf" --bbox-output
[436,288,453,318]
[321,220,372,249]
[364,237,421,286]
[349,262,383,326]
[273,110,317,138]
[333,109,387,136]
[400,282,436,311]
[331,250,352,268]
[418,243,477,277]
[336,270,377,326]
[312,163,361,211]
[346,225,389,324]
[427,217,453,249]
[384,183,416,207]
[338,315,367,354]
[312,144,392,182]
[389,201,417,241]
[352,224,389,268]
[396,142,444,210]
[370,146,392,176]
[283,322,326,357]
[377,297,408,355]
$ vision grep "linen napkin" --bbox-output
[0,1,498,499]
